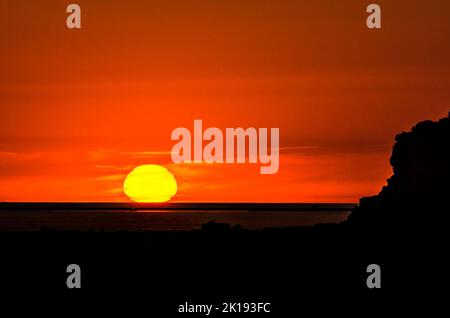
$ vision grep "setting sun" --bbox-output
[123,165,178,203]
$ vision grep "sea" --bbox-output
[0,203,355,231]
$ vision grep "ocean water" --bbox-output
[0,204,353,231]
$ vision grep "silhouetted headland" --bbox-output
[347,111,450,232]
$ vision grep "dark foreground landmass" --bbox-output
[1,113,449,313]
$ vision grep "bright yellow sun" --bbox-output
[123,164,177,203]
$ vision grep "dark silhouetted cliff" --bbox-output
[348,111,450,232]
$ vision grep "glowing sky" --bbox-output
[0,0,449,202]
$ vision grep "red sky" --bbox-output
[0,0,449,202]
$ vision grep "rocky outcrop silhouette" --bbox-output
[347,112,450,232]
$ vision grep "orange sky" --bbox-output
[0,0,449,202]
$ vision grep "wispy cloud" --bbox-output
[91,174,126,181]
